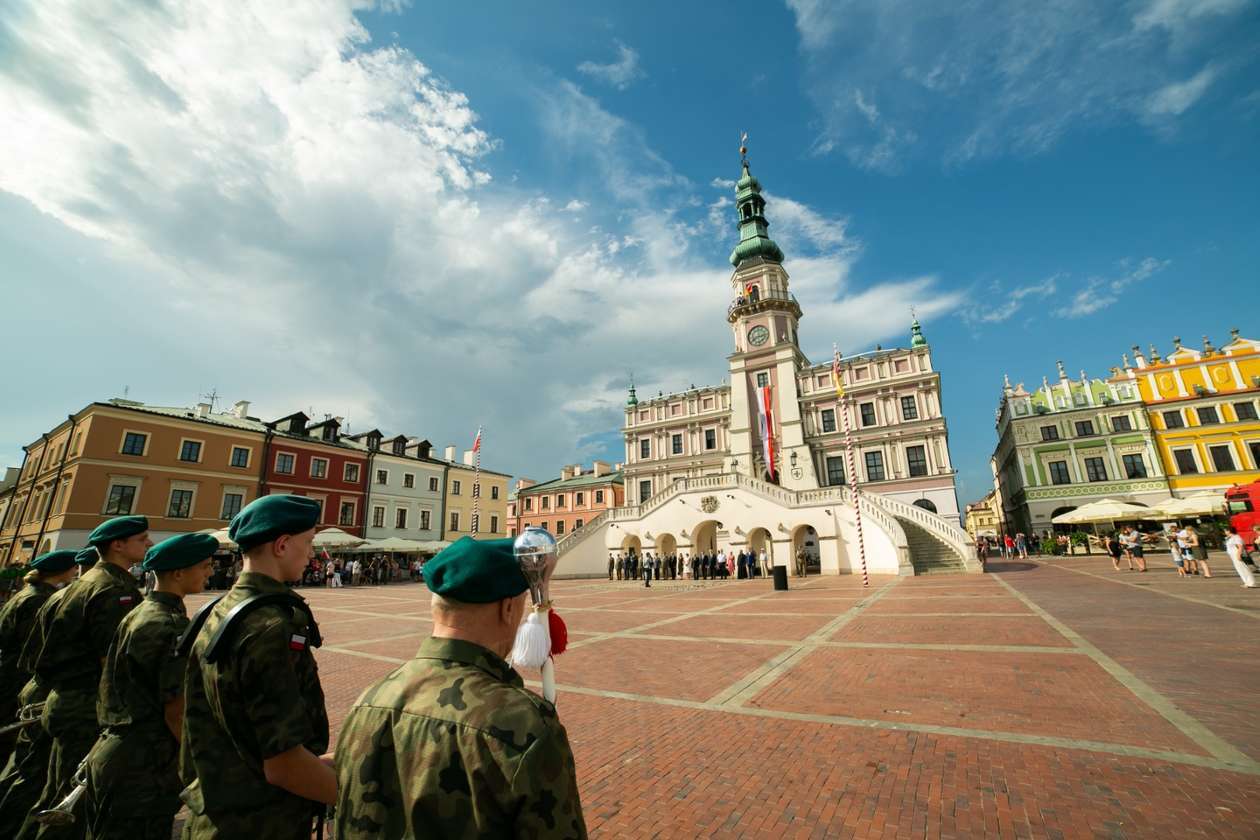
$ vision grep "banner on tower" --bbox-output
[757,385,776,480]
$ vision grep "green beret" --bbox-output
[230,495,320,552]
[144,533,220,572]
[423,537,528,604]
[30,549,78,574]
[75,547,99,566]
[88,516,149,547]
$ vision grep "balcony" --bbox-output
[727,289,802,323]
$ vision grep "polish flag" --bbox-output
[757,385,776,480]
[472,427,482,453]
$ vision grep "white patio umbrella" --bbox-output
[367,537,428,552]
[1051,499,1152,525]
[198,528,237,549]
[1153,492,1225,519]
[312,527,366,549]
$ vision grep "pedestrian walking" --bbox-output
[1224,525,1257,588]
[1106,532,1125,571]
[1168,527,1189,577]
[1015,533,1028,560]
[1185,525,1211,577]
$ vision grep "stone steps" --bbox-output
[899,518,969,575]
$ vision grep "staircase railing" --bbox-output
[555,509,609,557]
[864,492,976,571]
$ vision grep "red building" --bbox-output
[261,413,369,535]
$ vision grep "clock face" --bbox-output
[747,325,770,346]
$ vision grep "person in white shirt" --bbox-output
[326,558,342,587]
[1224,525,1256,588]
[758,548,770,577]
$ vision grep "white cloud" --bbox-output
[1057,257,1169,318]
[963,276,1059,324]
[786,0,1252,170]
[576,41,644,91]
[562,199,587,212]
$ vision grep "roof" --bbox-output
[516,471,624,494]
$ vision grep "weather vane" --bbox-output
[740,131,748,165]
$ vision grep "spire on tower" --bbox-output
[728,132,785,268]
[910,317,927,348]
[626,373,638,407]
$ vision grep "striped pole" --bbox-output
[471,426,482,534]
[835,346,869,587]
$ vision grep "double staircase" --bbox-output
[898,518,970,574]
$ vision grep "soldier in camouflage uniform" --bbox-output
[0,552,79,768]
[23,519,148,840]
[0,549,96,838]
[334,536,587,839]
[82,533,215,840]
[179,495,335,839]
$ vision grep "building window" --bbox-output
[275,453,295,474]
[490,515,499,532]
[420,510,431,530]
[340,502,355,526]
[639,480,651,502]
[860,403,877,427]
[1084,457,1107,482]
[1048,461,1071,485]
[1122,454,1147,479]
[1234,401,1258,421]
[230,447,250,468]
[452,480,462,496]
[537,521,547,532]
[375,469,388,485]
[1209,444,1236,472]
[901,396,918,421]
[372,506,385,528]
[344,463,360,483]
[672,434,683,454]
[221,492,244,520]
[491,486,500,500]
[524,497,534,511]
[575,492,584,506]
[906,445,928,477]
[595,490,604,504]
[704,429,716,449]
[864,451,885,482]
[640,439,651,459]
[555,520,566,535]
[395,508,408,529]
[820,409,836,433]
[1163,410,1185,429]
[178,440,202,462]
[1074,421,1095,437]
[1111,415,1133,432]
[310,458,328,479]
[449,512,460,532]
[168,489,194,518]
[403,473,415,489]
[1041,426,1060,441]
[121,432,147,456]
[1251,441,1260,469]
[756,372,769,389]
[1196,406,1220,425]
[825,456,845,486]
[541,496,549,510]
[1173,448,1198,474]
[428,476,439,491]
[104,484,136,515]
[556,495,565,508]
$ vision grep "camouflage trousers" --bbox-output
[180,806,316,840]
[21,687,98,840]
[83,730,181,840]
[0,718,53,838]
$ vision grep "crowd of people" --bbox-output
[0,499,587,839]
[606,546,813,585]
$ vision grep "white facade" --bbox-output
[346,434,445,541]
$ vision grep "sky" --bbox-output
[1,0,1258,506]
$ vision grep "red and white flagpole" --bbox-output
[471,426,482,534]
[835,345,868,587]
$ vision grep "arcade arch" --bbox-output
[620,534,642,554]
[690,520,719,555]
[655,533,678,556]
[912,498,938,513]
[746,527,775,564]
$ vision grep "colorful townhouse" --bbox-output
[260,412,369,535]
[507,462,624,538]
[344,432,445,542]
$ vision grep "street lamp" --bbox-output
[789,451,798,468]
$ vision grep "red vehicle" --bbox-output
[1225,480,1260,551]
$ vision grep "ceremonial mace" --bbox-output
[509,527,568,704]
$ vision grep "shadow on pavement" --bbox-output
[985,561,1038,573]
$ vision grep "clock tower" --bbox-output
[725,147,818,490]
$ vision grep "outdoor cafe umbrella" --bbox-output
[1151,492,1225,519]
[1051,498,1152,525]
[198,528,237,550]
[352,537,427,553]
[311,527,366,549]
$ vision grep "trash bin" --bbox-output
[772,565,788,591]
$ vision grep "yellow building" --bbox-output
[436,446,510,540]
[1112,330,1260,496]
[963,489,1002,542]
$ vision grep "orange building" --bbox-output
[0,399,266,565]
[506,461,624,539]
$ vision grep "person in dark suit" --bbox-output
[608,553,615,581]
[642,552,652,588]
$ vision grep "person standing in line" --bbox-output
[178,495,335,838]
[1224,525,1257,588]
[607,554,614,581]
[22,517,149,840]
[642,552,652,588]
[758,548,769,578]
[83,533,216,839]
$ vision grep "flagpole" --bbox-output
[471,426,482,536]
[835,345,869,587]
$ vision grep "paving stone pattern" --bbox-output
[174,559,1260,838]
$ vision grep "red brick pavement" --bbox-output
[832,615,1074,648]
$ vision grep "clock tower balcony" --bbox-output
[727,289,802,324]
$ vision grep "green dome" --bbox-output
[729,236,784,267]
[736,166,761,193]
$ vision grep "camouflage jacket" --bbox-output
[13,584,77,709]
[334,637,588,840]
[97,590,188,732]
[0,579,55,716]
[32,562,141,692]
[179,571,329,836]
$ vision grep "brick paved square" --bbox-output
[747,647,1205,753]
[558,636,783,701]
[338,631,429,661]
[555,609,685,634]
[831,614,1073,647]
[865,595,1030,614]
[648,612,834,642]
[714,597,863,615]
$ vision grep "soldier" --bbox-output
[642,551,652,588]
[606,553,614,581]
[179,495,334,838]
[83,533,215,839]
[333,536,587,838]
[0,551,78,768]
[0,549,96,837]
[23,518,148,840]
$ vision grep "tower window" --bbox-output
[820,409,836,433]
[756,372,769,389]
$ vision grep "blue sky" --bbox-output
[1,0,1258,506]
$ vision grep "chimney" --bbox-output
[195,402,211,418]
[591,460,611,477]
[516,478,536,490]
[614,462,624,471]
[560,466,574,480]
[444,444,456,462]
[462,449,474,466]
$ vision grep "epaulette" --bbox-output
[176,594,226,658]
[204,593,322,664]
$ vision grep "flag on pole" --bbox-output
[472,426,482,453]
[471,426,483,533]
[832,347,845,398]
[757,385,776,480]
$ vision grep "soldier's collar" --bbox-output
[415,636,521,686]
[147,590,186,611]
[234,571,293,594]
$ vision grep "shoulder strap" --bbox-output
[204,592,322,664]
[177,594,226,658]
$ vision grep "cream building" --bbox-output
[554,154,973,578]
